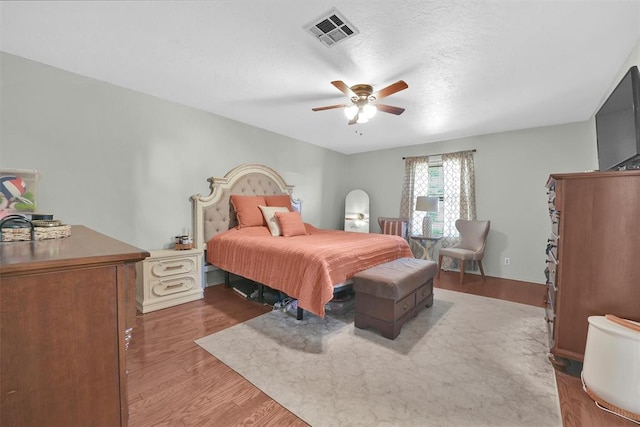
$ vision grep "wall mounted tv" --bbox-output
[595,65,640,171]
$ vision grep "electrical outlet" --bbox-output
[504,257,511,265]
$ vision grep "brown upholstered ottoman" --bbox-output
[353,258,436,340]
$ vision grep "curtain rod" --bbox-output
[402,149,476,160]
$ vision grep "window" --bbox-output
[405,157,444,237]
[400,150,477,266]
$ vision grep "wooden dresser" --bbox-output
[545,170,640,368]
[0,226,149,426]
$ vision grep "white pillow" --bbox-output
[258,205,290,236]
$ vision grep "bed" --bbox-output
[191,163,413,318]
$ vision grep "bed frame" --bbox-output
[190,163,300,251]
[190,163,305,315]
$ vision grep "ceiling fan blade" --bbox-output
[348,117,357,125]
[331,81,357,99]
[372,80,408,100]
[312,104,348,112]
[376,104,406,115]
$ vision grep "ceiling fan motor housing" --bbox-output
[350,84,375,104]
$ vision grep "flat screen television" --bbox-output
[595,65,640,171]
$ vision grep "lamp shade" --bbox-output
[415,196,439,212]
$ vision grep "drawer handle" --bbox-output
[403,303,409,311]
[165,282,184,289]
[163,265,182,271]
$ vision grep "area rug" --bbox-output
[195,289,561,426]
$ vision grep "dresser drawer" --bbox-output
[547,185,557,215]
[545,317,556,350]
[550,211,560,236]
[545,236,558,261]
[545,257,558,291]
[546,282,556,313]
[544,298,556,348]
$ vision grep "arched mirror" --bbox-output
[344,189,370,233]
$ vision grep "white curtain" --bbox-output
[399,156,429,238]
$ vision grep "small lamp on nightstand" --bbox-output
[415,196,439,237]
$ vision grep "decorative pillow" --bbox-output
[230,195,267,228]
[275,211,307,237]
[265,194,293,211]
[258,205,290,236]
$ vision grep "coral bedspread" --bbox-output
[207,224,413,317]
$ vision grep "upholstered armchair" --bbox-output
[437,219,490,284]
[377,217,409,239]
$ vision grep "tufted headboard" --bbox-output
[190,163,300,251]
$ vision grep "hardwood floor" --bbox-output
[127,271,635,426]
[127,284,305,426]
[434,273,635,427]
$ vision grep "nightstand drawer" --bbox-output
[149,256,198,278]
[150,274,198,297]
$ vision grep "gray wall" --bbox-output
[5,40,638,284]
[1,52,348,251]
[344,121,597,284]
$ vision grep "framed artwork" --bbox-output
[0,168,39,219]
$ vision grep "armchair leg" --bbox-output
[478,260,486,280]
[437,255,443,278]
[460,260,465,284]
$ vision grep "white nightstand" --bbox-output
[135,248,204,313]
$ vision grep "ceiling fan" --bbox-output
[312,80,408,125]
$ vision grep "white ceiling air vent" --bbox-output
[303,8,359,47]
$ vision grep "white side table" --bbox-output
[409,236,442,261]
[135,248,204,313]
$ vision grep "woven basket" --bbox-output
[1,224,71,242]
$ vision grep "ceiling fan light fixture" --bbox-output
[362,104,377,119]
[344,105,358,120]
[356,113,369,124]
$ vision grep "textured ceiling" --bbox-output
[2,1,640,154]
